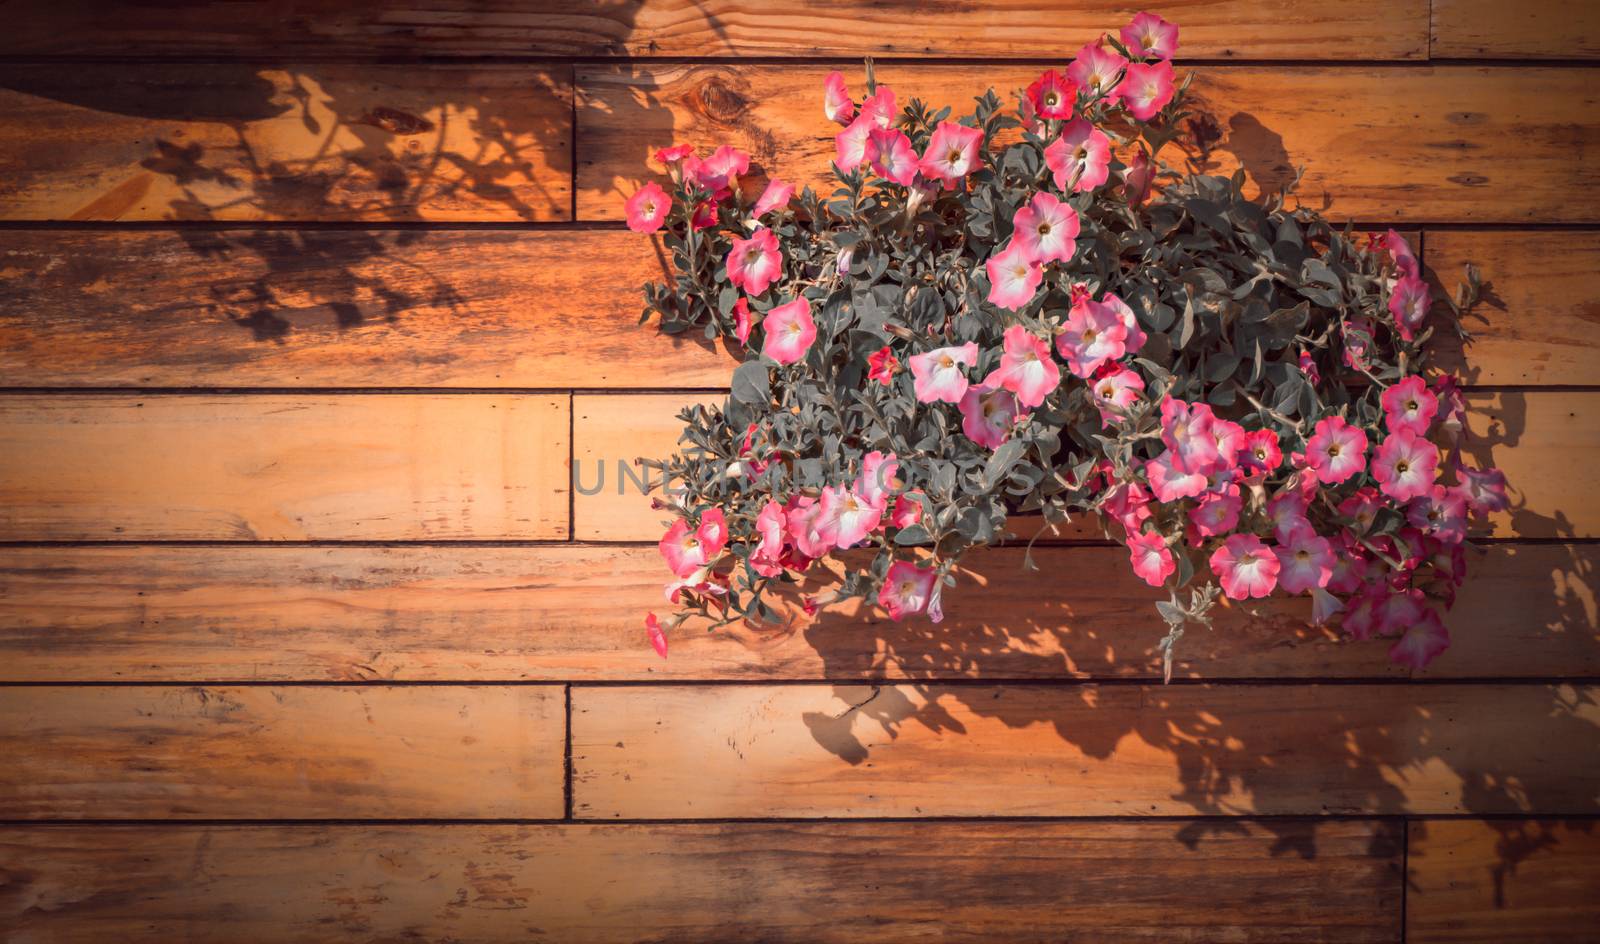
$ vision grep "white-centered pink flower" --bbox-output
[983,325,1060,408]
[879,560,937,621]
[624,181,670,233]
[985,240,1043,311]
[867,128,919,186]
[1045,118,1112,193]
[1388,275,1432,341]
[959,383,1021,448]
[919,120,984,184]
[1091,366,1145,426]
[1128,529,1175,587]
[1159,398,1221,475]
[1302,416,1369,486]
[1207,419,1245,474]
[1068,41,1127,99]
[1275,527,1335,594]
[1145,451,1208,502]
[1011,192,1080,265]
[785,495,831,560]
[1376,229,1419,278]
[684,145,749,198]
[1389,606,1450,670]
[726,227,782,296]
[1407,484,1468,545]
[762,297,816,366]
[750,499,787,577]
[752,178,794,218]
[823,71,854,125]
[1124,149,1155,205]
[856,450,902,510]
[891,491,923,529]
[1239,428,1282,474]
[1189,488,1242,539]
[859,86,897,129]
[1121,12,1179,59]
[696,508,728,558]
[910,341,979,403]
[1381,375,1438,436]
[1266,490,1311,544]
[817,483,883,549]
[1210,533,1280,600]
[1372,429,1439,503]
[1057,293,1128,377]
[1102,480,1152,533]
[1458,465,1509,517]
[659,518,707,578]
[1097,291,1145,354]
[1117,60,1175,121]
[835,114,874,172]
[1026,69,1078,120]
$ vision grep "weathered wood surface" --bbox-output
[0,543,1589,682]
[1407,819,1600,943]
[0,65,573,222]
[572,683,1600,818]
[0,395,570,540]
[0,686,565,819]
[577,65,1600,223]
[0,230,737,388]
[0,0,1429,60]
[0,820,1403,943]
[1431,0,1600,59]
[1426,230,1600,386]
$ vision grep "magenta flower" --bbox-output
[1408,485,1468,545]
[1102,480,1152,533]
[817,484,883,549]
[1027,69,1078,120]
[1239,428,1282,474]
[1389,607,1450,670]
[1210,534,1281,600]
[685,145,749,199]
[1145,451,1208,502]
[1128,529,1175,587]
[645,612,668,659]
[785,495,831,560]
[891,492,923,529]
[659,518,707,578]
[919,120,984,185]
[859,86,897,129]
[959,383,1021,448]
[653,144,693,167]
[910,342,980,403]
[1458,465,1509,517]
[1098,292,1146,353]
[984,325,1061,408]
[624,181,670,234]
[856,451,902,510]
[727,227,782,296]
[1189,488,1242,539]
[1011,192,1080,265]
[1375,229,1419,278]
[1117,61,1175,121]
[690,199,718,230]
[750,500,788,577]
[1266,490,1311,544]
[1121,11,1179,59]
[697,509,728,558]
[1091,367,1145,426]
[1275,527,1335,594]
[1124,149,1155,205]
[752,178,795,218]
[878,560,937,621]
[1068,41,1127,100]
[1381,376,1438,436]
[1388,275,1432,341]
[1045,118,1112,193]
[1303,416,1369,485]
[1372,429,1439,503]
[1207,419,1246,473]
[1057,293,1128,377]
[733,298,755,344]
[985,240,1043,311]
[823,71,854,125]
[1159,398,1221,475]
[867,128,919,186]
[867,346,900,386]
[762,297,816,366]
[1339,488,1383,533]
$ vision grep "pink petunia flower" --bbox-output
[1091,367,1145,426]
[1124,148,1154,205]
[653,144,694,167]
[1342,318,1374,371]
[1159,398,1221,475]
[762,297,816,366]
[1377,587,1429,638]
[1275,527,1335,594]
[1239,428,1282,474]
[1026,69,1078,120]
[1327,535,1370,595]
[685,145,749,199]
[919,120,984,184]
[645,612,668,658]
[1121,11,1179,59]
[1210,533,1280,600]
[733,298,755,344]
[624,181,670,233]
[985,240,1043,311]
[1372,429,1439,503]
[1011,192,1080,265]
[1045,118,1112,193]
[1302,416,1369,486]
[1266,490,1311,544]
[856,451,902,510]
[690,199,718,230]
[1207,419,1246,473]
[983,324,1061,408]
[1128,529,1175,587]
[859,86,897,129]
[1389,607,1450,669]
[910,342,980,404]
[696,509,728,558]
[1375,229,1419,278]
[823,71,854,125]
[1298,351,1321,385]
[835,114,874,172]
[878,560,936,621]
[659,518,707,578]
[1310,586,1345,626]
[1339,487,1383,533]
[868,346,900,386]
[1189,488,1242,539]
[866,128,919,186]
[891,491,924,529]
[726,227,782,296]
[1057,292,1128,377]
[1388,275,1431,341]
[816,484,883,549]
[959,383,1021,448]
[1408,484,1469,545]
[1145,451,1208,502]
[1098,292,1145,354]
[750,500,788,577]
[785,495,831,560]
[1102,480,1152,533]
[1116,61,1175,122]
[752,178,795,218]
[1068,41,1127,100]
[1457,465,1509,517]
[1381,375,1438,436]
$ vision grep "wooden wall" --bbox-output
[1,1,1598,939]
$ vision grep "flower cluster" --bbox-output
[626,12,1498,675]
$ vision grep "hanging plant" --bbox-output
[625,12,1504,677]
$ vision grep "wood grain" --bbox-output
[0,230,737,388]
[0,820,1402,943]
[1431,0,1600,58]
[1407,819,1600,943]
[573,392,717,541]
[572,683,1600,818]
[0,543,1590,682]
[0,395,569,541]
[576,65,1600,224]
[1426,230,1600,386]
[0,686,564,819]
[0,0,1429,60]
[0,65,572,222]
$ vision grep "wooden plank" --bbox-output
[0,65,572,222]
[0,821,1402,943]
[0,395,569,541]
[1407,819,1600,943]
[1432,0,1600,59]
[0,231,736,388]
[572,683,1600,818]
[0,686,564,819]
[573,392,715,541]
[1427,230,1600,386]
[0,543,1590,683]
[0,0,1429,60]
[576,65,1600,224]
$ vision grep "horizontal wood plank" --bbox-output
[0,686,564,819]
[0,65,571,222]
[0,0,1428,60]
[573,683,1600,818]
[1407,819,1600,943]
[1431,0,1600,58]
[0,820,1402,942]
[0,230,737,388]
[0,395,569,540]
[1426,230,1600,386]
[0,543,1589,682]
[576,65,1600,224]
